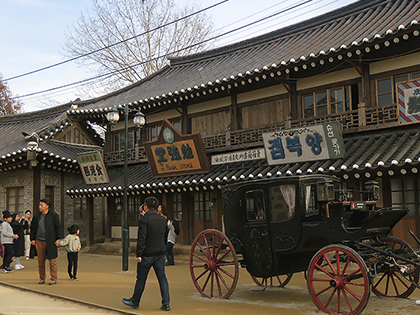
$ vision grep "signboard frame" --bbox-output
[262,121,345,165]
[144,119,211,178]
[76,151,110,184]
[397,78,420,125]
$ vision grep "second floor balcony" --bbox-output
[104,103,398,166]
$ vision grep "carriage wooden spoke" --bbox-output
[251,274,293,288]
[190,229,239,299]
[307,245,370,315]
[369,237,419,298]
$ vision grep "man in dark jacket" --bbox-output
[30,199,61,285]
[122,197,170,311]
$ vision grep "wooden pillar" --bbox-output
[361,64,371,108]
[181,102,189,134]
[87,196,94,246]
[33,168,41,214]
[288,81,298,120]
[230,93,239,131]
[60,172,65,238]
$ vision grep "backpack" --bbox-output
[173,219,180,236]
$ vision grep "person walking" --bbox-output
[22,210,32,260]
[122,197,170,311]
[30,199,61,285]
[11,213,25,270]
[159,206,176,266]
[59,224,81,281]
[1,211,18,273]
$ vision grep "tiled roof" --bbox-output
[0,103,72,157]
[67,125,420,197]
[0,103,103,170]
[68,0,420,117]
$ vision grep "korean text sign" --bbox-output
[262,121,345,165]
[76,151,110,184]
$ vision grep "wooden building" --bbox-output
[0,104,104,245]
[66,0,420,247]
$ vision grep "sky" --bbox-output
[0,0,358,113]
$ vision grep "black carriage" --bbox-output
[189,174,420,315]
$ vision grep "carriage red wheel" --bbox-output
[370,236,419,298]
[251,274,293,287]
[189,229,239,299]
[307,244,370,315]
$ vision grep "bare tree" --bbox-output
[64,0,218,92]
[0,74,23,116]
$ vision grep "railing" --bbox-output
[103,104,399,165]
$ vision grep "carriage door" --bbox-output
[241,188,274,278]
[268,183,300,251]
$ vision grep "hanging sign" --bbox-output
[262,121,345,165]
[212,148,265,165]
[397,79,420,125]
[77,151,110,184]
[144,119,211,178]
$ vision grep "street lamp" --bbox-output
[106,104,145,271]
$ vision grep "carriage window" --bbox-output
[305,184,319,216]
[270,185,295,221]
[245,190,265,221]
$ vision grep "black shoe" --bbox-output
[38,278,45,284]
[122,298,139,309]
[72,277,79,281]
[160,304,171,311]
[2,268,13,273]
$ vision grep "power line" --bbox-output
[3,0,230,82]
[16,0,318,100]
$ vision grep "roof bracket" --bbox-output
[347,60,364,76]
[282,82,291,93]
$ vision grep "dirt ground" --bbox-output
[1,246,420,315]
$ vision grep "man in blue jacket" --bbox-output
[122,196,170,311]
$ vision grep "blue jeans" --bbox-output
[165,242,174,265]
[131,255,170,306]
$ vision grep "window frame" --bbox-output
[112,129,141,152]
[7,187,25,213]
[148,119,181,142]
[376,72,420,107]
[303,86,352,119]
[194,190,212,221]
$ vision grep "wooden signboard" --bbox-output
[397,78,420,125]
[77,151,110,184]
[144,119,211,178]
[262,121,345,165]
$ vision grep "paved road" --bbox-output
[1,247,420,315]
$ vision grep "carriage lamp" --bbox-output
[365,180,379,201]
[106,103,146,271]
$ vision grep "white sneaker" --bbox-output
[14,265,21,271]
[18,264,25,269]
[25,256,29,261]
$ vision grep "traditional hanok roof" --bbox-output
[68,0,420,119]
[0,103,102,172]
[67,125,420,197]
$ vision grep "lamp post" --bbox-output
[106,104,145,271]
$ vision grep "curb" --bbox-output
[0,280,139,315]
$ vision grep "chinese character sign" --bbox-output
[262,121,345,165]
[397,79,420,125]
[211,148,266,165]
[77,151,110,184]
[144,119,211,178]
[151,139,202,174]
